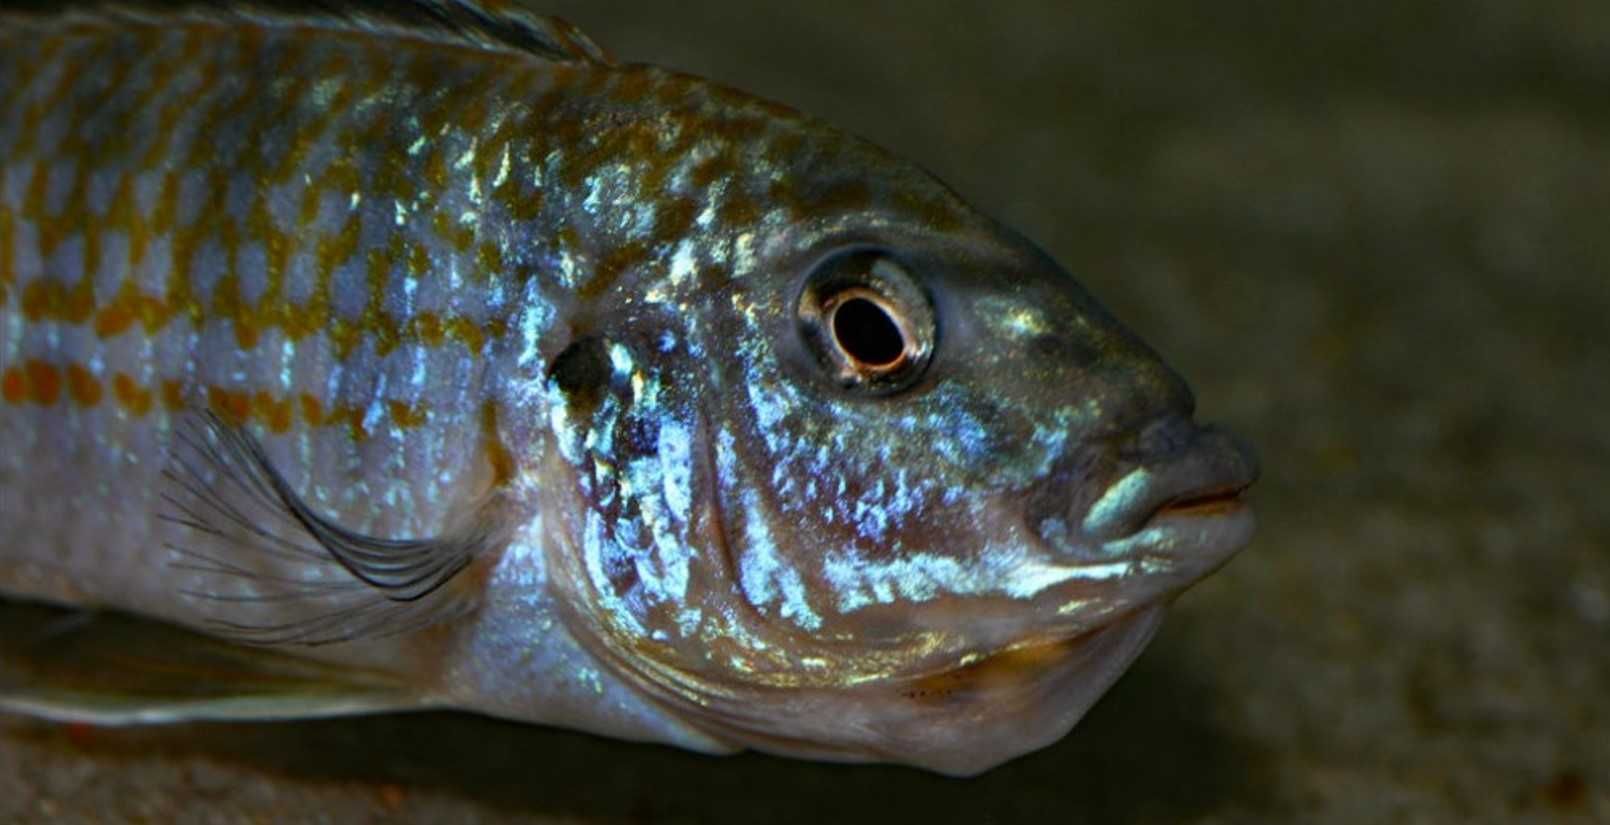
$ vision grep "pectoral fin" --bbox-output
[0,599,419,725]
[160,411,507,646]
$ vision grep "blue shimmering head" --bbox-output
[535,94,1259,775]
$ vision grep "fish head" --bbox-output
[536,115,1257,775]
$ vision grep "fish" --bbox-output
[0,0,1258,775]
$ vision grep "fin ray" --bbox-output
[0,600,419,725]
[0,0,612,65]
[158,411,500,646]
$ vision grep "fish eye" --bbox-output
[797,251,935,394]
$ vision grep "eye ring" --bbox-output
[797,251,935,394]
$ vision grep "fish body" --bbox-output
[0,1,1257,774]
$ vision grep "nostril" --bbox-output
[1030,333,1100,368]
[1125,415,1197,459]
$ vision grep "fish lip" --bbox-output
[1081,421,1260,542]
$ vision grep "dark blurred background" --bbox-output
[3,1,1606,822]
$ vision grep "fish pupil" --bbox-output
[832,297,906,368]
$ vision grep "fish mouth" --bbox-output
[1082,420,1260,542]
[1147,479,1251,520]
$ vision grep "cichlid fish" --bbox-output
[0,0,1258,775]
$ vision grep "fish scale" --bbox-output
[2,20,520,574]
[0,1,785,756]
[0,1,1258,776]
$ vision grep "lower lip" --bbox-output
[1136,497,1257,567]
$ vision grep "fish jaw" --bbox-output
[527,381,1262,772]
[1051,418,1261,602]
[1085,494,1259,596]
[1081,420,1261,543]
[693,420,1255,771]
[629,605,1170,776]
[880,604,1168,776]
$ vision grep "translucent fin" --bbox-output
[0,599,418,725]
[158,411,504,647]
[1,0,612,65]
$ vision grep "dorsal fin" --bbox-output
[0,0,612,65]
